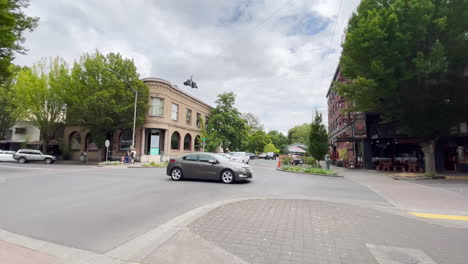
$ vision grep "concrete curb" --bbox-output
[105,197,252,262]
[0,229,138,264]
[127,166,166,169]
[276,168,342,177]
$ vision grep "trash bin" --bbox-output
[80,152,88,163]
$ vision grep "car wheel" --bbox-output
[18,157,27,164]
[44,158,52,164]
[171,168,183,181]
[221,170,234,184]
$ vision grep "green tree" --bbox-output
[0,0,38,84]
[287,123,311,145]
[0,66,22,139]
[243,112,264,132]
[207,92,247,151]
[337,0,468,172]
[246,130,270,153]
[264,143,279,154]
[199,117,219,152]
[268,130,288,153]
[66,51,149,148]
[308,111,328,162]
[14,58,69,152]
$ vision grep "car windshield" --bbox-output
[231,152,245,156]
[211,153,231,162]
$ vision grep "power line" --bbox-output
[249,0,296,32]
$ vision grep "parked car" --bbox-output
[219,153,235,160]
[247,153,255,160]
[229,152,250,164]
[265,152,276,160]
[0,150,16,162]
[13,149,56,164]
[257,153,267,159]
[166,153,253,184]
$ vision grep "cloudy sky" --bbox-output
[15,0,361,134]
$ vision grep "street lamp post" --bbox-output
[106,69,138,149]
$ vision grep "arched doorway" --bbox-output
[171,132,181,150]
[69,132,81,151]
[183,134,192,151]
[194,135,201,152]
[85,133,98,152]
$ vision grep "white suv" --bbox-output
[13,149,56,164]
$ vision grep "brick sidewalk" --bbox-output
[338,168,468,215]
[188,199,468,264]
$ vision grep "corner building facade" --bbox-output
[64,78,212,162]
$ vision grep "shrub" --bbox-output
[282,157,292,165]
[304,157,316,166]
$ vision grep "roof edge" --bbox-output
[142,77,213,109]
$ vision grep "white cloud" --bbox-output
[14,0,361,134]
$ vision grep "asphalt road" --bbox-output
[0,159,387,253]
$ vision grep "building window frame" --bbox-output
[150,97,164,117]
[196,113,202,128]
[186,109,192,125]
[171,103,179,121]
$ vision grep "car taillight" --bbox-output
[170,159,176,163]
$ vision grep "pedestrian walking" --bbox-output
[130,148,136,164]
[124,151,130,164]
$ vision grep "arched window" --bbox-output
[69,132,81,151]
[183,134,192,151]
[120,129,133,150]
[171,132,181,150]
[194,135,201,152]
[86,133,98,151]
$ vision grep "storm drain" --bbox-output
[366,244,437,264]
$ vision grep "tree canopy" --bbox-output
[287,123,311,145]
[264,143,279,154]
[268,130,288,153]
[337,0,468,139]
[308,111,328,161]
[0,66,21,139]
[14,58,69,152]
[243,112,264,132]
[207,92,248,151]
[66,51,149,148]
[0,0,38,84]
[246,130,270,153]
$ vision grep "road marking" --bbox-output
[409,212,468,221]
[0,165,55,170]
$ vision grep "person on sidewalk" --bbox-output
[130,148,136,164]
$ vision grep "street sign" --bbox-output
[105,139,110,147]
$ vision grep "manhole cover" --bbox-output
[366,244,437,264]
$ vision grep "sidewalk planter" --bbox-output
[97,161,123,167]
[277,165,341,177]
[128,162,168,168]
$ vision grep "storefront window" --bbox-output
[120,129,133,150]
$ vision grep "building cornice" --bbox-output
[142,78,213,110]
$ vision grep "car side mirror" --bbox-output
[208,159,217,164]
